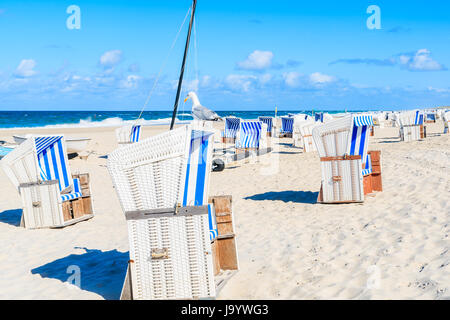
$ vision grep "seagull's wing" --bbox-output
[192,105,222,121]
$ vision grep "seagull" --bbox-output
[184,91,222,121]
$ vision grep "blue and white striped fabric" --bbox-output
[34,136,83,202]
[182,130,214,207]
[130,125,141,143]
[258,116,273,133]
[35,136,71,192]
[236,121,263,149]
[281,117,294,133]
[223,118,241,138]
[208,204,218,241]
[361,154,372,176]
[353,115,374,127]
[61,178,83,202]
[349,115,373,174]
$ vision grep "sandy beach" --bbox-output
[0,122,448,300]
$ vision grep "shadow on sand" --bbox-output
[31,247,129,300]
[0,209,22,227]
[245,190,319,204]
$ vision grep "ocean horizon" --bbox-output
[0,109,372,129]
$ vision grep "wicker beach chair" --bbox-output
[107,124,238,300]
[258,116,273,136]
[0,135,94,228]
[298,121,321,152]
[235,120,267,151]
[221,117,240,143]
[279,117,294,138]
[399,110,425,141]
[312,114,382,203]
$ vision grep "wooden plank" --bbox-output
[211,240,221,276]
[72,198,85,219]
[82,197,93,215]
[217,238,238,271]
[363,175,373,195]
[209,195,232,214]
[78,173,90,186]
[371,173,383,192]
[62,201,73,221]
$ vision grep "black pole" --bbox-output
[170,0,197,130]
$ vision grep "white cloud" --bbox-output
[225,74,257,92]
[283,71,301,87]
[309,72,335,84]
[237,50,274,70]
[400,49,445,71]
[15,59,37,77]
[120,75,141,89]
[100,50,123,67]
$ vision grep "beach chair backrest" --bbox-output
[258,116,273,133]
[281,117,294,133]
[182,128,214,206]
[348,115,373,167]
[236,120,263,149]
[224,117,240,138]
[107,125,214,213]
[34,136,72,192]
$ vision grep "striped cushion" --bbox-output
[362,168,372,176]
[60,178,83,202]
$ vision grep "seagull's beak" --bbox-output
[184,96,190,103]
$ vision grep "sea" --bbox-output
[0,110,364,129]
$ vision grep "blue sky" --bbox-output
[0,0,449,110]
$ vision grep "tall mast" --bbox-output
[170,0,197,130]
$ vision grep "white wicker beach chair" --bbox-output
[0,135,94,228]
[312,114,380,203]
[297,121,321,152]
[108,124,223,300]
[399,110,425,141]
[235,120,267,150]
[258,116,273,136]
[221,117,240,143]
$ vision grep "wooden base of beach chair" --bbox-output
[221,137,235,144]
[267,132,272,137]
[420,125,426,139]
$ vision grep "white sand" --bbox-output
[0,122,448,299]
